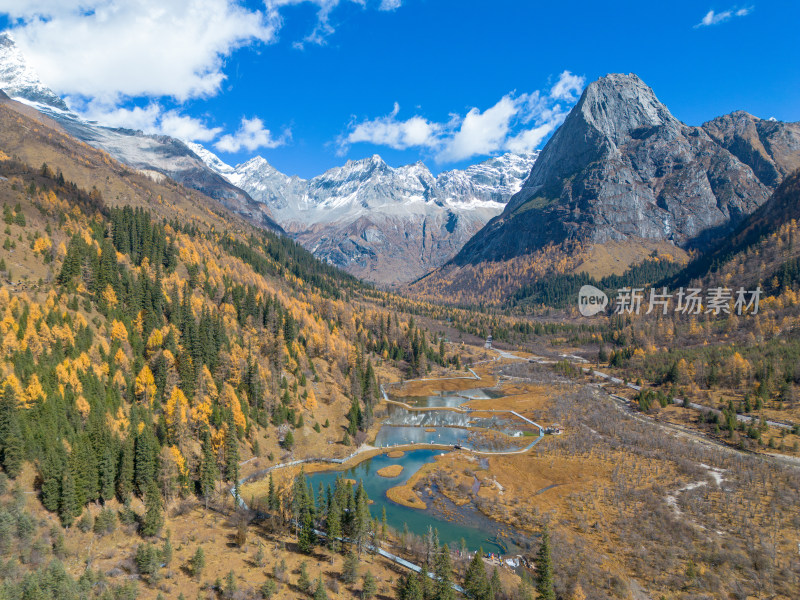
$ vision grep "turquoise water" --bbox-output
[306,449,508,553]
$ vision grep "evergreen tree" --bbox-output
[464,548,490,600]
[224,412,240,483]
[117,436,135,502]
[352,482,371,556]
[314,576,328,600]
[434,544,455,600]
[489,568,502,600]
[142,480,164,537]
[189,546,205,579]
[342,551,359,584]
[59,466,79,527]
[298,509,317,553]
[99,447,116,502]
[297,560,312,593]
[40,450,63,513]
[268,473,279,511]
[0,385,23,478]
[161,530,173,566]
[326,496,342,552]
[134,427,157,497]
[199,431,218,508]
[362,571,377,600]
[399,571,423,600]
[535,527,556,600]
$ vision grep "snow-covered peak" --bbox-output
[0,33,69,111]
[185,141,235,175]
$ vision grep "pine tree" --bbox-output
[489,568,502,600]
[362,571,377,600]
[535,526,556,600]
[399,572,423,600]
[117,436,135,502]
[342,551,359,584]
[326,496,342,552]
[314,576,328,600]
[464,548,490,600]
[298,509,317,553]
[268,473,278,511]
[224,412,240,483]
[189,546,205,579]
[297,560,312,593]
[59,466,79,527]
[142,480,164,537]
[199,431,218,508]
[352,482,371,556]
[134,427,157,497]
[40,450,63,513]
[434,544,455,600]
[99,447,116,502]
[161,530,173,566]
[0,384,23,478]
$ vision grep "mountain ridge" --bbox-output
[196,146,539,283]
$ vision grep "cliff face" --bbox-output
[450,74,799,268]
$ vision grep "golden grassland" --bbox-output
[376,465,404,478]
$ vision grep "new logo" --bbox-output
[578,285,608,317]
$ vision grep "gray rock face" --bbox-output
[453,73,796,266]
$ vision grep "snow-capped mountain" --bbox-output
[0,33,280,232]
[199,149,538,283]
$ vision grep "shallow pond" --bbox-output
[306,449,511,553]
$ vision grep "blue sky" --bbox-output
[1,1,798,178]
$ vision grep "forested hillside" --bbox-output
[0,102,471,599]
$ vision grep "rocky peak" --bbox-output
[702,110,800,188]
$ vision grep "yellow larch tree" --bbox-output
[305,387,317,412]
[134,365,157,405]
[221,382,246,432]
[102,284,118,308]
[165,387,189,444]
[24,374,46,408]
[110,320,128,343]
[75,395,91,421]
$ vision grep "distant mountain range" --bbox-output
[194,148,537,283]
[0,32,539,283]
[415,73,800,303]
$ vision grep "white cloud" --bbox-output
[379,0,402,10]
[550,70,584,102]
[73,99,223,143]
[340,71,585,163]
[265,0,369,49]
[340,103,441,154]
[437,95,518,163]
[215,117,288,153]
[695,5,753,27]
[159,112,224,143]
[3,0,277,102]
